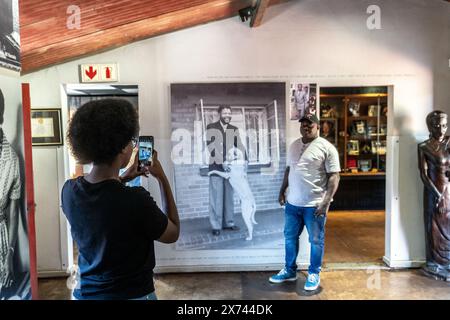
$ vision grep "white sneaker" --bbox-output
[304,273,320,291]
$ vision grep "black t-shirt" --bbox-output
[61,177,168,300]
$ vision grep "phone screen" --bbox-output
[139,136,153,166]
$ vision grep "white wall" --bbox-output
[22,0,450,272]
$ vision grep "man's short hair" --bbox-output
[0,89,4,125]
[218,105,231,114]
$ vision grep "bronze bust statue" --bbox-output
[418,110,450,281]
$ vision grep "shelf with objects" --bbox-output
[319,86,388,210]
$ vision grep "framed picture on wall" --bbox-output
[289,82,317,120]
[320,119,337,146]
[31,109,63,146]
[348,140,360,155]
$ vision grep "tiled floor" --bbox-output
[38,269,450,300]
[156,269,450,300]
[38,210,449,300]
[324,210,384,263]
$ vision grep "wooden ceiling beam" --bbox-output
[250,0,270,28]
[20,0,290,74]
[21,0,253,74]
[20,0,214,53]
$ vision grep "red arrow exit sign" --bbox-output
[80,64,118,83]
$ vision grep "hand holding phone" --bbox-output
[146,150,166,180]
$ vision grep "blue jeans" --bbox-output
[284,202,326,274]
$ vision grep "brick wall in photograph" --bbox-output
[171,83,287,220]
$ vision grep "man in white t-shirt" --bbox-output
[269,113,341,291]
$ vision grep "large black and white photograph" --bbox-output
[171,83,286,250]
[0,88,31,300]
[0,0,20,72]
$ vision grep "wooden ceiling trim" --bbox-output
[20,0,291,73]
[20,0,211,26]
[20,0,214,52]
[21,0,256,73]
[250,0,270,27]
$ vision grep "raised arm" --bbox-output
[120,150,180,244]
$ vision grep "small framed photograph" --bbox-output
[320,105,337,119]
[368,105,378,117]
[320,119,338,146]
[371,140,387,155]
[352,120,367,136]
[358,159,372,172]
[31,109,63,146]
[348,100,361,117]
[289,82,317,120]
[367,126,377,136]
[348,140,360,155]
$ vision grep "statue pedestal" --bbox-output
[421,264,450,282]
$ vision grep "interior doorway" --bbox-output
[318,86,389,266]
[62,84,140,267]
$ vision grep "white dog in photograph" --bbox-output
[208,148,257,240]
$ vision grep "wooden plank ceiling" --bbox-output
[19,0,286,74]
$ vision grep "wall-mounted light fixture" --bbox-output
[238,6,255,22]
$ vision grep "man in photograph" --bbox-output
[0,89,20,296]
[206,105,246,236]
[294,84,309,119]
[321,120,335,145]
[270,113,340,291]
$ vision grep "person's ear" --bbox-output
[120,143,132,156]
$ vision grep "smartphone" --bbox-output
[138,136,154,166]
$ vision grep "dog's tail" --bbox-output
[251,203,257,224]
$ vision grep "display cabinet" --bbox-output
[319,86,388,210]
[320,88,388,176]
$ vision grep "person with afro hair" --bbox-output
[62,98,179,300]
